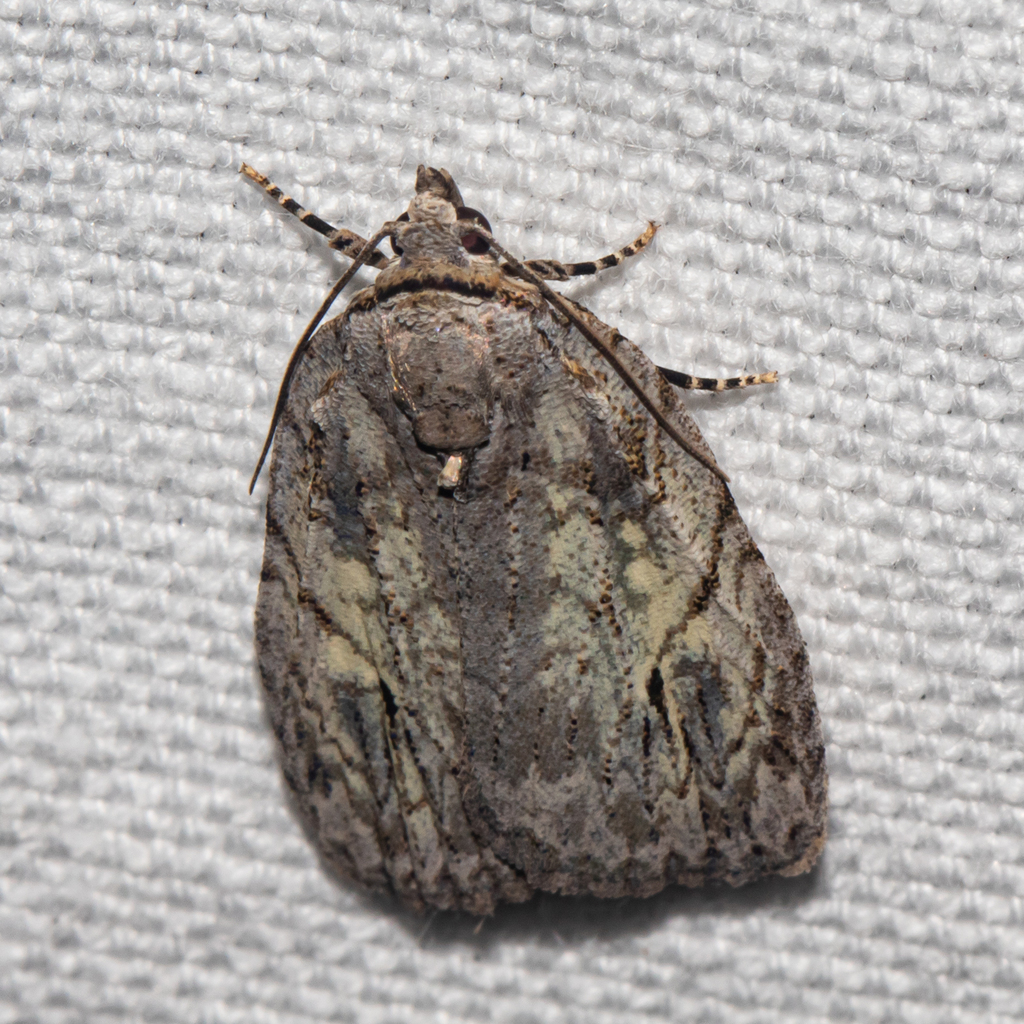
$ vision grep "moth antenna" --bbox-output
[249,223,398,494]
[474,224,731,484]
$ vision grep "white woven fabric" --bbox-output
[3,0,1023,1020]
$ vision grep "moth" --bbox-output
[246,163,827,915]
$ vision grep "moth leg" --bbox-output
[240,163,390,269]
[657,366,779,391]
[513,222,657,281]
[557,290,777,393]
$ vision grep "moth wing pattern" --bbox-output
[257,305,537,912]
[254,173,826,915]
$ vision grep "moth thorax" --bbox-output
[385,307,492,452]
[393,219,469,265]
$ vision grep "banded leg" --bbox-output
[657,366,778,390]
[511,222,658,281]
[240,163,390,270]
[555,293,777,393]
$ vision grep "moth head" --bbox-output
[414,165,465,206]
[390,165,493,259]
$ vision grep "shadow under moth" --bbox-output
[247,163,827,915]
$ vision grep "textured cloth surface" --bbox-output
[2,0,1024,1021]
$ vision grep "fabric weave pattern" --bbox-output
[2,1,1022,1021]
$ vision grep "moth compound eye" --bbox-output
[457,206,491,255]
[390,211,411,255]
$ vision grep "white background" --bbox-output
[2,0,1023,1021]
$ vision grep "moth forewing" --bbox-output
[249,163,827,913]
